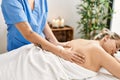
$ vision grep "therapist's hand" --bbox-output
[59,47,85,64]
[57,42,69,46]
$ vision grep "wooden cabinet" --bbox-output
[51,26,73,42]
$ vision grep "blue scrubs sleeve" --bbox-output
[1,0,27,24]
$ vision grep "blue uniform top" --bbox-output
[1,0,48,51]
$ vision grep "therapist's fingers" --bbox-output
[75,53,85,60]
[71,52,85,64]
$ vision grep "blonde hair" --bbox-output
[94,28,120,40]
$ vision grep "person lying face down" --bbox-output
[63,28,120,79]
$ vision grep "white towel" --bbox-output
[0,44,119,80]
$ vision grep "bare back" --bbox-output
[65,39,101,72]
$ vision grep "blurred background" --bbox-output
[0,0,120,53]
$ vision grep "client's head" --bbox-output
[94,28,120,55]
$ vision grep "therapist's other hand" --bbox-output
[57,42,70,47]
[60,48,85,64]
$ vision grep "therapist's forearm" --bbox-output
[43,23,59,45]
[15,22,63,56]
[43,23,69,47]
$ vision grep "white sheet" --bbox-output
[0,44,119,80]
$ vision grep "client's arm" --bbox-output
[98,48,120,79]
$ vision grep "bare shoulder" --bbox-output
[84,41,103,55]
[87,43,111,60]
[86,43,103,60]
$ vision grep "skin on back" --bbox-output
[65,39,101,72]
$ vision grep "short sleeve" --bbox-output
[1,0,27,24]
